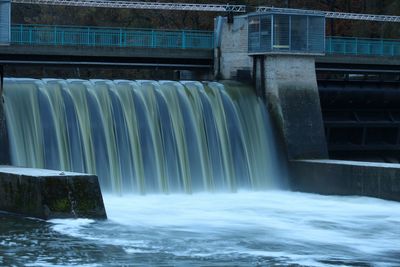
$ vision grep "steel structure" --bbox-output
[11,0,246,12]
[256,7,400,23]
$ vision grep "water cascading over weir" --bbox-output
[3,78,281,194]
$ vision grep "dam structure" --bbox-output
[0,2,400,211]
[0,3,400,266]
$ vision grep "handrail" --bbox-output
[10,24,214,49]
[326,36,400,56]
[8,24,400,57]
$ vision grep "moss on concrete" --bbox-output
[0,169,107,219]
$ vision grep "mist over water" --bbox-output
[4,78,283,194]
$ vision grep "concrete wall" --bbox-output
[290,159,400,202]
[259,55,328,160]
[215,15,252,80]
[0,77,10,165]
[0,167,107,219]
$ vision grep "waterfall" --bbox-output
[3,78,282,194]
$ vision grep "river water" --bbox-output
[1,191,399,266]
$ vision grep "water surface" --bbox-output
[1,191,399,266]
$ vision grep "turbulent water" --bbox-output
[0,191,399,266]
[4,78,282,194]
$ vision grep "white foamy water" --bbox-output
[48,191,400,266]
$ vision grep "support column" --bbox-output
[256,55,328,160]
[0,65,10,165]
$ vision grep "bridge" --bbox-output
[0,24,214,69]
[0,24,400,69]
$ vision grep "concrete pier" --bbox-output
[0,66,10,165]
[0,166,107,219]
[258,55,329,160]
[216,15,328,159]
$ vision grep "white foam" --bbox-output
[50,191,400,266]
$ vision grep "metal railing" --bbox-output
[326,36,400,56]
[10,24,214,49]
[9,24,400,57]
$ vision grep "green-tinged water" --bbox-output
[4,79,282,194]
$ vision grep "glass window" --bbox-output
[273,15,289,51]
[290,15,308,52]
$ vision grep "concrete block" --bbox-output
[0,166,107,219]
[290,159,400,202]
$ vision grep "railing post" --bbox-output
[392,43,395,56]
[369,42,371,55]
[29,28,32,44]
[151,30,155,48]
[381,39,384,56]
[355,38,358,55]
[119,28,122,47]
[54,26,57,45]
[182,31,186,49]
[87,27,90,46]
[20,24,23,44]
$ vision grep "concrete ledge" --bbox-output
[0,166,107,219]
[290,159,400,201]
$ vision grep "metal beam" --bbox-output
[256,6,400,23]
[0,59,212,69]
[12,0,246,12]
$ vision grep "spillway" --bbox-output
[3,78,282,194]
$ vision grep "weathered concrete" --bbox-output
[0,78,10,165]
[290,159,400,201]
[0,166,107,219]
[215,15,252,80]
[260,55,329,160]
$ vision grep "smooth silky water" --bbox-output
[1,79,399,266]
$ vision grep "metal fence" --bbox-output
[326,36,400,56]
[10,24,214,49]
